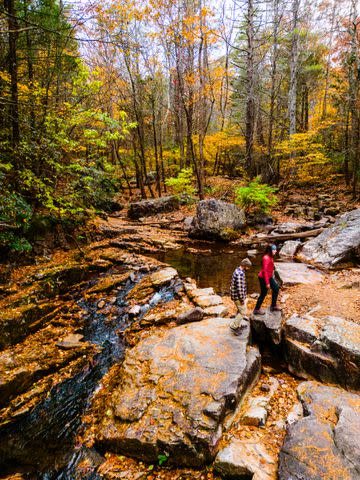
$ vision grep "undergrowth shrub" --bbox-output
[234,177,277,213]
[0,193,33,252]
[165,168,196,200]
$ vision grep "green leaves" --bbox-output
[157,453,169,466]
[165,168,196,199]
[234,177,278,213]
[0,193,33,252]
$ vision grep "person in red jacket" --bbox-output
[253,244,281,315]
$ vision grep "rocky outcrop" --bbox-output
[275,262,324,285]
[189,199,245,241]
[91,318,261,466]
[0,302,58,349]
[251,309,283,346]
[300,208,360,267]
[215,439,277,480]
[128,196,180,219]
[284,315,360,390]
[279,381,360,480]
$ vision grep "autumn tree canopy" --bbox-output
[0,0,359,250]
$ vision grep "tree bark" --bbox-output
[245,0,256,176]
[288,0,300,136]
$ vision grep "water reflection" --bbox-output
[152,245,263,295]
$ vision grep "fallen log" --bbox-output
[240,227,325,245]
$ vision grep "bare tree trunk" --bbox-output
[288,0,300,136]
[344,106,351,186]
[113,141,133,195]
[348,0,359,197]
[267,0,281,182]
[322,0,337,119]
[151,96,162,197]
[245,0,256,176]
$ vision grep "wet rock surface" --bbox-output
[284,314,360,390]
[189,199,245,241]
[300,208,360,267]
[128,196,180,219]
[279,381,360,480]
[91,318,261,466]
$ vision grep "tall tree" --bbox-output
[288,0,301,135]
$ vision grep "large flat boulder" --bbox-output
[299,208,360,267]
[189,199,245,241]
[128,196,180,219]
[284,315,360,390]
[279,381,360,480]
[91,318,261,466]
[275,262,324,285]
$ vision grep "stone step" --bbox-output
[194,294,223,308]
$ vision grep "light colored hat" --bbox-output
[241,257,252,267]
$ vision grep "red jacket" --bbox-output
[259,254,274,286]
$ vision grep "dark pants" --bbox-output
[255,276,279,310]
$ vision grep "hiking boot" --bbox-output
[253,309,266,315]
[230,320,248,335]
[270,305,282,312]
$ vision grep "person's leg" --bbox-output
[270,277,280,308]
[254,278,267,311]
[230,300,248,331]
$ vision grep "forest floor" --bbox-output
[0,177,359,479]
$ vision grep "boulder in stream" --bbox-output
[299,208,360,267]
[91,317,261,466]
[127,267,179,302]
[279,381,360,480]
[128,196,180,220]
[189,199,245,241]
[284,314,360,390]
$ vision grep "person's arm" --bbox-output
[262,256,271,288]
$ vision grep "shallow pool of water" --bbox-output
[152,244,263,296]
